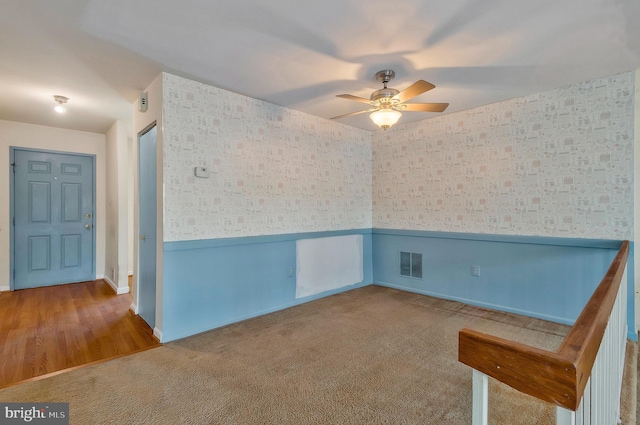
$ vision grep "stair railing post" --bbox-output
[472,369,488,425]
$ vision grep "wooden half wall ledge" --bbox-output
[458,240,629,411]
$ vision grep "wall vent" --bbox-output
[400,251,423,279]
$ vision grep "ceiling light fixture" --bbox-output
[53,95,69,113]
[370,108,402,130]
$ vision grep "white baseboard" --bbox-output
[130,302,139,314]
[103,276,116,292]
[153,327,163,342]
[0,285,10,292]
[104,276,130,295]
[96,273,105,279]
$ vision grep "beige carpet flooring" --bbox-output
[0,285,636,424]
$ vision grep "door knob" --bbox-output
[85,213,91,219]
[85,224,91,230]
[140,235,146,240]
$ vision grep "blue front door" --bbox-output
[13,149,95,289]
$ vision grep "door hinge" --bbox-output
[10,162,15,173]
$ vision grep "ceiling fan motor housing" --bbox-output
[372,70,400,105]
[371,88,400,104]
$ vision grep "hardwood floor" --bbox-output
[0,279,159,389]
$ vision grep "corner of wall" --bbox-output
[634,68,639,333]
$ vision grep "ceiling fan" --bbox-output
[331,69,449,130]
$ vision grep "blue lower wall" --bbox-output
[161,229,373,342]
[372,229,635,341]
[160,228,635,342]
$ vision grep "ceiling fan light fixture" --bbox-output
[370,108,401,130]
[332,69,446,127]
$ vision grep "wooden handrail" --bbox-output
[458,240,629,411]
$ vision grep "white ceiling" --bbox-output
[1,0,639,134]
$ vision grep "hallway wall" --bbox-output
[105,120,130,294]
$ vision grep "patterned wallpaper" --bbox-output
[162,73,372,241]
[373,72,634,240]
[162,71,633,242]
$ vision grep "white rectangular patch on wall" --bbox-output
[296,235,363,299]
